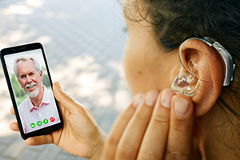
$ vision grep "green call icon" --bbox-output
[30,123,36,128]
[37,121,42,126]
[43,119,48,124]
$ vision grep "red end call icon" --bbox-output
[50,117,55,122]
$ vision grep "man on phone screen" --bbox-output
[13,57,60,134]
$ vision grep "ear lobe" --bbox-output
[179,39,224,117]
[40,71,43,76]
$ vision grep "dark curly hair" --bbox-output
[122,0,240,156]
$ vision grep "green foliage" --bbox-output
[42,73,51,88]
[42,66,51,88]
[11,74,26,98]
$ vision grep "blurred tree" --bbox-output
[11,74,26,97]
[42,66,51,88]
[42,73,51,88]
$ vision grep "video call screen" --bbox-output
[4,49,61,134]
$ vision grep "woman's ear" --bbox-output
[179,39,225,117]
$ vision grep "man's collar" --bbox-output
[28,85,50,112]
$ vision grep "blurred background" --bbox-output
[0,0,131,159]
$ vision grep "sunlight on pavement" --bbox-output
[0,67,15,137]
[107,60,125,78]
[35,36,52,44]
[0,118,15,137]
[1,0,44,15]
[51,54,131,109]
[26,0,44,8]
[1,4,34,15]
[0,98,15,137]
[0,30,36,47]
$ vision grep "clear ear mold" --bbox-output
[171,60,200,97]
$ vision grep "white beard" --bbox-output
[25,83,39,98]
[28,87,39,98]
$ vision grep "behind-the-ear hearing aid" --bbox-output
[171,37,235,97]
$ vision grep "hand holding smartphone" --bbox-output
[0,43,63,140]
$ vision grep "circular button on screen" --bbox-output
[37,121,42,126]
[30,123,36,128]
[43,119,48,124]
[50,117,55,122]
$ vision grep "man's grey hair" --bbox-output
[13,57,42,80]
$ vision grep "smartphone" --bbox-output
[0,42,63,140]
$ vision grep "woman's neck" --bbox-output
[195,103,240,160]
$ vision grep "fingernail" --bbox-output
[174,98,190,116]
[133,93,144,107]
[145,90,158,107]
[161,89,174,108]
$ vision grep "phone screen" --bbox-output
[1,43,62,139]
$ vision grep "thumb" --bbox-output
[53,82,83,112]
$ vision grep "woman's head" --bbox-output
[122,0,240,157]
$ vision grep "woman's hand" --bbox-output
[10,82,106,160]
[102,89,201,160]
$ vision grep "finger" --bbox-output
[116,90,159,160]
[25,134,53,146]
[137,89,175,160]
[10,122,54,146]
[103,93,144,160]
[10,106,15,115]
[165,94,194,160]
[53,82,83,113]
[9,122,19,131]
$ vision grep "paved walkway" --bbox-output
[0,0,131,159]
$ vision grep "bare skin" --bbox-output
[102,89,201,160]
